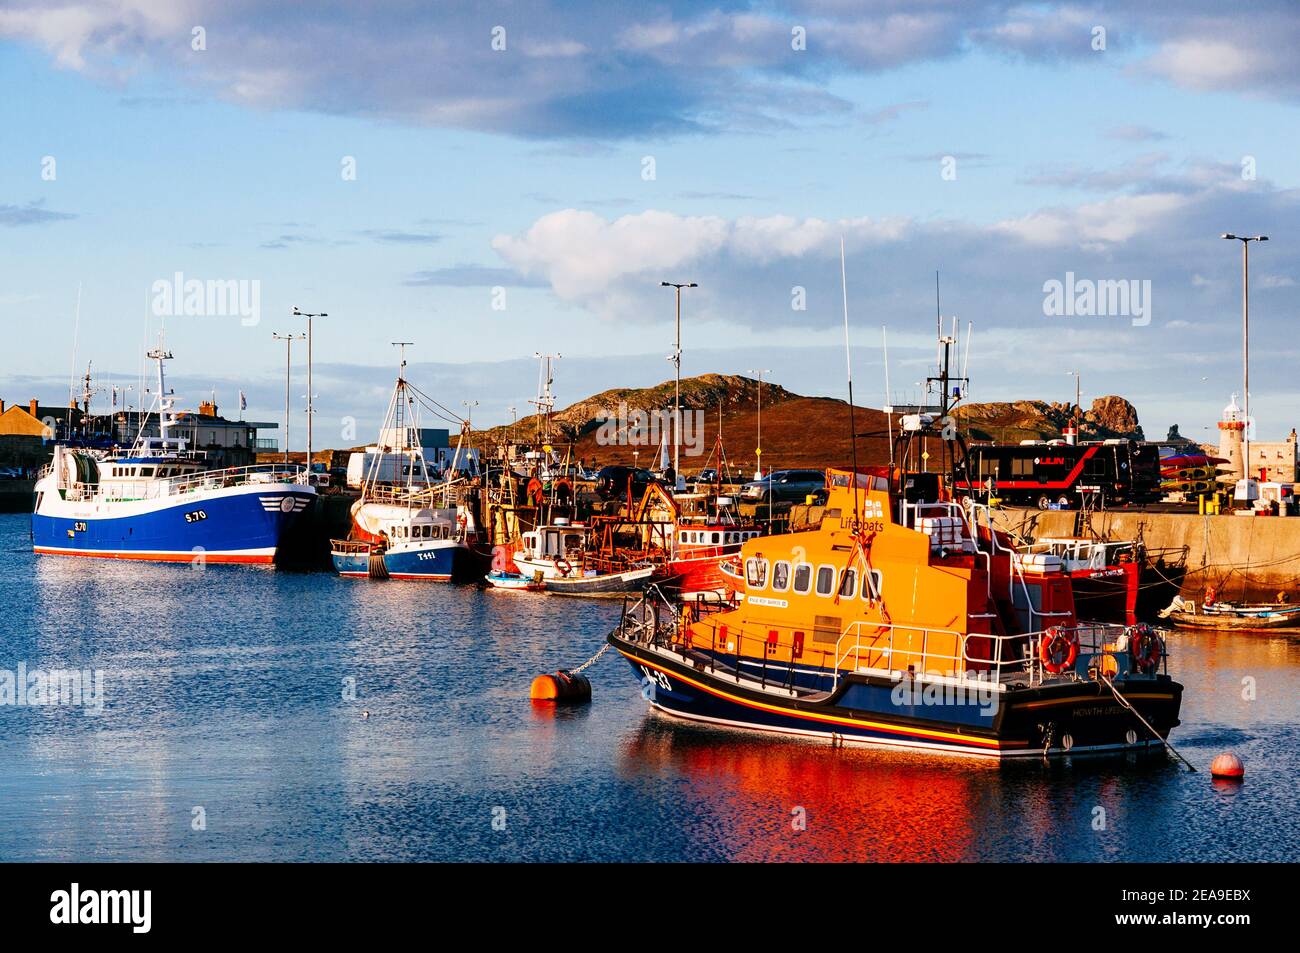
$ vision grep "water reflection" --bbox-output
[1,513,1297,861]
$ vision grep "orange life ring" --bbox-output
[1130,623,1162,674]
[1040,626,1079,674]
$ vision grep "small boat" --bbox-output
[1160,595,1300,629]
[484,569,545,592]
[545,564,655,597]
[330,349,472,580]
[512,519,658,597]
[332,501,467,579]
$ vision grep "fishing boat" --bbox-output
[510,518,657,597]
[33,342,314,563]
[1160,595,1300,630]
[632,483,762,598]
[330,347,473,580]
[1020,536,1141,625]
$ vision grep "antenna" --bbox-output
[935,270,941,378]
[840,237,861,529]
[68,282,82,408]
[882,326,894,466]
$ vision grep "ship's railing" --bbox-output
[616,586,1168,693]
[70,464,310,502]
[360,480,475,508]
[331,539,374,555]
[833,619,1157,688]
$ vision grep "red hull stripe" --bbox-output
[34,546,274,565]
[958,445,1099,490]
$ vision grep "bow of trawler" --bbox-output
[609,467,1183,759]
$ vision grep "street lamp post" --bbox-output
[273,331,305,464]
[292,306,327,471]
[747,368,770,481]
[1221,233,1268,494]
[661,281,696,490]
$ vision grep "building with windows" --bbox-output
[1247,429,1298,483]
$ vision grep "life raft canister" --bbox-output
[1040,625,1079,674]
[1130,622,1162,674]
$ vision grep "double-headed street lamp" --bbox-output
[292,306,327,469]
[272,331,305,464]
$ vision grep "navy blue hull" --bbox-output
[33,488,314,563]
[614,639,1182,758]
[333,542,465,580]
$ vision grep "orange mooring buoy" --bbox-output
[529,670,592,704]
[1210,752,1245,779]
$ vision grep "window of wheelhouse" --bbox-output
[861,569,884,601]
[771,560,791,592]
[745,557,768,588]
[711,532,721,544]
[815,565,835,596]
[792,563,812,594]
[838,568,857,599]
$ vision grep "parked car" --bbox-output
[594,465,662,501]
[740,469,826,505]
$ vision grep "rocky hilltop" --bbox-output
[473,375,1149,471]
[959,396,1144,445]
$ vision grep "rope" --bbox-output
[1099,672,1196,772]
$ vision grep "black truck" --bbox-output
[957,439,1162,509]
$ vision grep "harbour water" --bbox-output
[0,512,1295,862]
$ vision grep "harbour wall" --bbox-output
[987,508,1300,602]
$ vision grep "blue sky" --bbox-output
[2,1,1298,448]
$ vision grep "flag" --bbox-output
[239,391,247,411]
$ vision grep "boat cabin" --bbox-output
[685,467,1081,683]
[519,520,587,562]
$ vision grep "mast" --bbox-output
[840,238,860,529]
[531,352,561,449]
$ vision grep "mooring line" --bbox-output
[1100,672,1196,772]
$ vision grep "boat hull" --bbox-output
[1167,608,1300,630]
[1068,563,1141,625]
[545,565,655,597]
[32,483,314,564]
[484,570,545,591]
[613,637,1183,759]
[333,540,465,580]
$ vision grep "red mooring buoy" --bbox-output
[529,670,592,704]
[1210,752,1245,780]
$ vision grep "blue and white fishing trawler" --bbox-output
[330,346,474,580]
[32,343,315,564]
